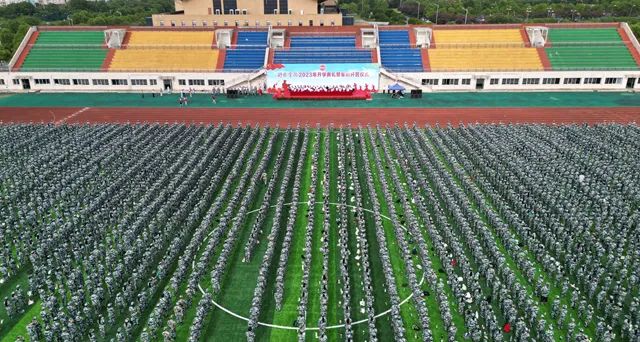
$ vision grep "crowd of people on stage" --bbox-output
[288,84,356,94]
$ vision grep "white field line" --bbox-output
[195,201,425,331]
[55,107,90,125]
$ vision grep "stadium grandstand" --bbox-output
[1,22,640,93]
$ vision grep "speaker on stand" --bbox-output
[227,89,240,99]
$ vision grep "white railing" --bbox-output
[9,26,37,71]
[379,67,423,89]
[622,22,640,57]
[225,69,266,89]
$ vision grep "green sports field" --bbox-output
[1,124,637,342]
[1,91,640,108]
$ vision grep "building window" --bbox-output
[34,79,50,85]
[0,79,5,85]
[421,79,438,86]
[223,0,238,12]
[72,79,89,86]
[132,79,148,86]
[171,21,176,27]
[93,79,109,86]
[564,78,581,85]
[461,79,471,85]
[279,0,289,14]
[54,79,71,85]
[605,77,621,85]
[181,21,186,27]
[277,21,281,26]
[442,79,459,86]
[208,79,225,86]
[13,79,20,85]
[299,21,303,26]
[543,78,560,85]
[522,78,540,85]
[111,79,128,86]
[320,20,324,26]
[159,21,164,27]
[224,21,228,26]
[288,20,292,26]
[192,21,197,27]
[489,78,499,85]
[178,80,186,86]
[501,78,519,85]
[214,0,222,14]
[188,79,205,86]
[150,79,158,86]
[584,78,602,85]
[202,21,208,27]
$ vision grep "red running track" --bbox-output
[0,107,83,124]
[1,107,639,126]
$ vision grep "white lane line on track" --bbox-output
[55,107,90,125]
[195,201,425,331]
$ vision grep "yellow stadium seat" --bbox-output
[434,29,524,46]
[109,49,219,71]
[127,31,215,47]
[429,48,543,71]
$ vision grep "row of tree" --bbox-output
[0,0,172,61]
[340,0,640,34]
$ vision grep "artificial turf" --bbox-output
[1,91,640,108]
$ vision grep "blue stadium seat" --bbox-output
[379,30,423,72]
[274,35,372,64]
[224,31,268,70]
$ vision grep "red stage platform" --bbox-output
[273,89,372,100]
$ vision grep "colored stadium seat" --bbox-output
[548,28,623,43]
[429,48,543,71]
[379,30,423,72]
[224,31,268,70]
[21,31,107,71]
[274,36,372,64]
[109,49,219,71]
[108,31,219,71]
[433,29,525,46]
[545,28,638,70]
[126,31,214,46]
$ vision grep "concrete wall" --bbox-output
[2,70,638,93]
[177,0,319,16]
[382,70,640,92]
[0,71,257,93]
[153,13,342,27]
[161,0,339,27]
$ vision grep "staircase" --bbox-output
[379,30,423,72]
[224,31,268,70]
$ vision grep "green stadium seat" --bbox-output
[545,28,638,70]
[21,31,108,71]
